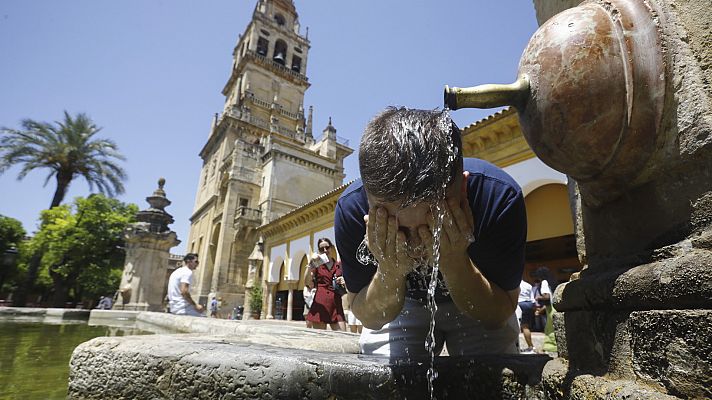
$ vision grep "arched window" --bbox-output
[274,13,286,26]
[256,37,269,56]
[291,55,302,73]
[273,39,287,65]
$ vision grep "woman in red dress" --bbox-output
[306,238,346,330]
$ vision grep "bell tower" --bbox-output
[187,0,352,309]
[222,0,310,133]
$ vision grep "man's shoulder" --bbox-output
[336,179,368,213]
[338,179,365,202]
[464,158,522,194]
[174,266,192,277]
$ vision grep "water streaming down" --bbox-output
[425,111,460,399]
[426,203,445,400]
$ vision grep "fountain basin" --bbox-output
[68,332,550,400]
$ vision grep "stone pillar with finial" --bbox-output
[114,178,181,311]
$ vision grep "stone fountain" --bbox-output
[446,0,711,398]
[113,178,180,311]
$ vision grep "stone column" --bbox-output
[115,178,180,311]
[286,283,294,321]
[242,241,263,320]
[265,283,275,319]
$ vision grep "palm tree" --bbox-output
[0,111,127,306]
[0,111,127,209]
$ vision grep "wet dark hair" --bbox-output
[359,107,463,207]
[184,253,199,262]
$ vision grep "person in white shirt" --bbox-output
[533,266,558,354]
[517,279,536,353]
[167,253,204,316]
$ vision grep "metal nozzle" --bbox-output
[444,75,530,110]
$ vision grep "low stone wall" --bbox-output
[68,333,551,400]
[89,310,361,353]
[0,307,90,322]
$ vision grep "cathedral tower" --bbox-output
[187,0,353,308]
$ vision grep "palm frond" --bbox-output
[0,111,127,206]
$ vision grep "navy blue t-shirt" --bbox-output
[334,158,527,302]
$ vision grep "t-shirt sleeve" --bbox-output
[179,269,192,285]
[334,195,375,294]
[471,191,527,292]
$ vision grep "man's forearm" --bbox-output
[181,291,197,307]
[442,256,516,329]
[351,271,407,330]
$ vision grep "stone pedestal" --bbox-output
[114,179,180,312]
[116,231,179,311]
[527,0,712,398]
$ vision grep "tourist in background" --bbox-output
[335,108,526,357]
[302,274,315,328]
[342,293,363,334]
[517,279,536,354]
[209,296,222,318]
[305,238,346,330]
[167,253,204,317]
[533,266,558,354]
[531,279,544,331]
[95,295,113,310]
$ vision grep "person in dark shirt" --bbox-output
[334,107,526,356]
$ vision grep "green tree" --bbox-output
[249,285,263,318]
[0,111,127,306]
[26,195,137,307]
[0,215,25,292]
[0,111,127,208]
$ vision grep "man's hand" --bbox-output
[350,206,415,329]
[418,171,517,329]
[365,206,415,281]
[420,171,475,274]
[195,304,205,313]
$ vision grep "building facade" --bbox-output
[187,0,353,309]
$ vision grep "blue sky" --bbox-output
[0,1,538,253]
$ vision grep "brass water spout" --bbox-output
[444,75,529,110]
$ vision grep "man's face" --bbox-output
[186,258,200,270]
[366,176,462,259]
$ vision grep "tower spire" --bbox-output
[306,106,314,139]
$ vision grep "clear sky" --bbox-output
[0,1,538,253]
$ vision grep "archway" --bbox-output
[523,183,580,284]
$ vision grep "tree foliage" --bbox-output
[0,111,127,209]
[249,285,263,315]
[0,214,25,254]
[24,194,137,305]
[0,215,26,292]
